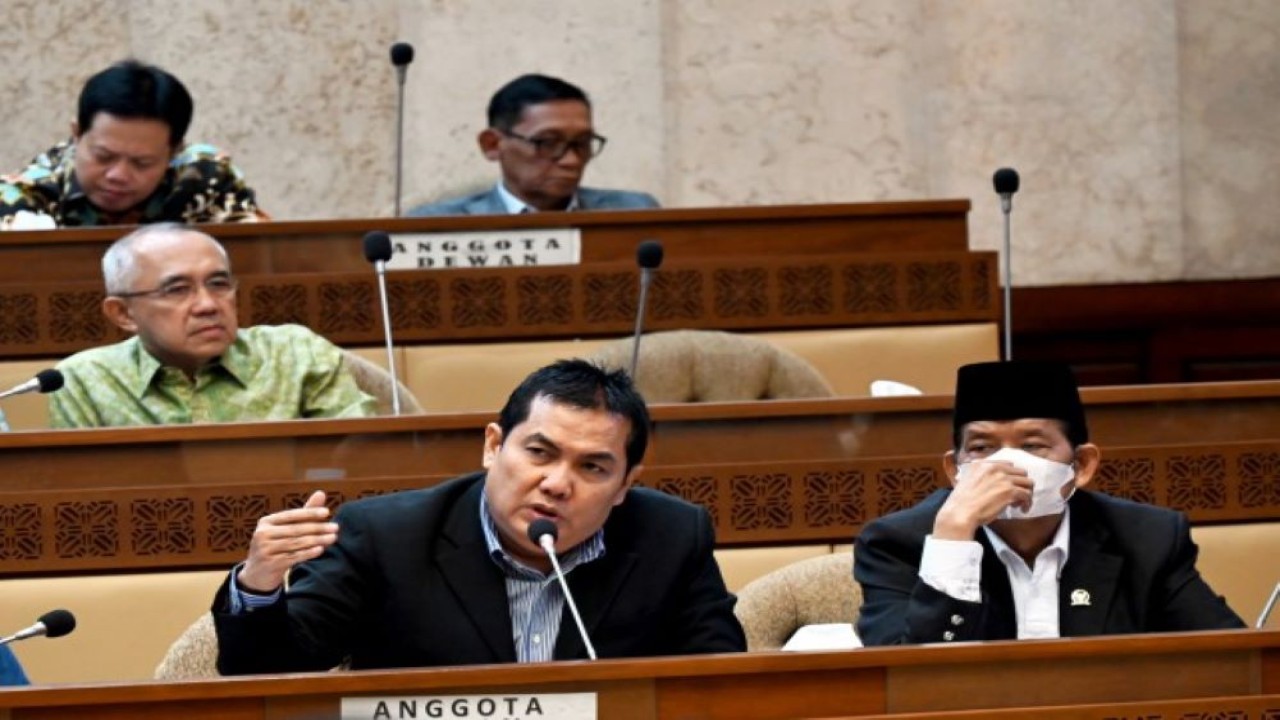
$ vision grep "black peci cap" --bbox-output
[952,361,1088,446]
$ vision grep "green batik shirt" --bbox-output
[49,324,377,428]
[0,138,263,228]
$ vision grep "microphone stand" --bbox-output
[630,268,653,379]
[394,70,407,217]
[374,259,402,416]
[1000,197,1013,361]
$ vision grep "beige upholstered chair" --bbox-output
[154,612,350,679]
[733,552,860,651]
[589,330,835,402]
[341,350,423,415]
[154,613,218,680]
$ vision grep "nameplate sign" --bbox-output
[388,229,581,270]
[341,693,596,720]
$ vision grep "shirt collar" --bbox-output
[129,330,252,397]
[478,489,604,579]
[982,506,1072,578]
[495,182,579,214]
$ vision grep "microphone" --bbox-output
[0,368,64,432]
[630,240,665,379]
[1258,581,1280,629]
[362,231,402,416]
[390,42,415,217]
[992,167,1020,361]
[0,368,63,401]
[0,609,76,647]
[527,518,597,660]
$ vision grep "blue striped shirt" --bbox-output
[479,493,605,662]
[231,491,608,664]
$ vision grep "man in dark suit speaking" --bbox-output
[855,360,1245,645]
[408,74,659,216]
[214,359,744,673]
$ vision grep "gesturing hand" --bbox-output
[236,490,338,593]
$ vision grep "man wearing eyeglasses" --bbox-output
[408,74,659,216]
[48,223,376,427]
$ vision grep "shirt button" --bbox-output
[950,614,964,626]
[532,635,541,644]
[942,631,955,641]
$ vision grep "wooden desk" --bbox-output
[0,630,1275,719]
[1,381,1278,576]
[0,201,971,282]
[0,201,988,359]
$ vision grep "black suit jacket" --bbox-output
[854,489,1245,645]
[214,473,745,673]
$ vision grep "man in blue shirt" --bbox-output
[0,646,29,686]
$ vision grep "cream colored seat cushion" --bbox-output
[733,552,860,651]
[590,330,835,402]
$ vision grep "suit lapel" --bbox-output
[435,481,516,662]
[1059,498,1123,636]
[467,187,507,215]
[552,545,641,659]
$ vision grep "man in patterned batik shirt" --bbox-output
[0,60,264,230]
[49,224,375,427]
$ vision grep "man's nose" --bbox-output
[104,161,132,182]
[539,466,572,497]
[190,285,221,312]
[555,145,588,167]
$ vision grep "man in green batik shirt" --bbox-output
[49,224,376,428]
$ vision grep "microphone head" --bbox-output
[36,368,64,394]
[527,518,559,547]
[363,231,394,263]
[390,42,415,67]
[636,239,664,270]
[993,167,1020,195]
[38,609,75,638]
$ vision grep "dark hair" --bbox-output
[497,359,650,472]
[487,74,590,131]
[78,60,194,147]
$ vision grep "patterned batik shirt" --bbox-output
[48,324,377,428]
[0,138,265,228]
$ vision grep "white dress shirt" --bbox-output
[918,508,1072,639]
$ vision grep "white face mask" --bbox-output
[956,447,1076,520]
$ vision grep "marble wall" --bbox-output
[0,0,1275,286]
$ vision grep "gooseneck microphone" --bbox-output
[993,168,1020,361]
[390,42,415,217]
[1258,581,1280,629]
[527,518,597,660]
[363,231,402,415]
[630,240,665,379]
[0,609,76,647]
[0,368,64,432]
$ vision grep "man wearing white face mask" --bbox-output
[854,360,1245,645]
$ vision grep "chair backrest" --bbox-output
[733,552,860,651]
[154,613,218,680]
[341,349,424,415]
[589,330,835,403]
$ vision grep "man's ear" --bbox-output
[70,120,81,141]
[942,450,960,487]
[481,423,504,468]
[613,463,642,506]
[1071,443,1101,490]
[102,297,137,334]
[478,128,502,161]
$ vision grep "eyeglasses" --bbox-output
[114,275,239,303]
[500,130,607,160]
